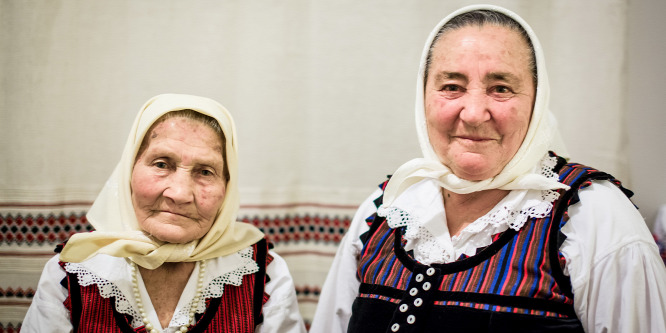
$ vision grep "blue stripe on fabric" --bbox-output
[459,266,474,291]
[502,235,521,294]
[473,258,492,293]
[391,266,403,288]
[360,228,392,282]
[446,270,459,290]
[489,236,514,294]
[526,216,550,297]
[510,219,536,295]
[379,254,398,285]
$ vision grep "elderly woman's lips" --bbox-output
[455,136,495,142]
[160,210,193,218]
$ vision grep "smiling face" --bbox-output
[424,24,535,181]
[130,116,227,243]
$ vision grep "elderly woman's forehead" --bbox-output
[149,110,223,134]
[432,24,533,65]
[147,116,222,143]
[428,20,537,86]
[438,23,527,45]
[135,112,225,159]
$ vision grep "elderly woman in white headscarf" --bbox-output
[23,94,306,332]
[311,5,666,333]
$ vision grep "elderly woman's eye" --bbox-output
[490,85,514,96]
[200,169,215,176]
[154,161,169,169]
[441,84,465,98]
[442,84,463,92]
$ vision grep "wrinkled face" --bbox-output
[424,24,535,181]
[131,117,226,243]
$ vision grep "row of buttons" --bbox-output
[389,267,437,332]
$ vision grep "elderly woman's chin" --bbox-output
[446,152,507,181]
[138,216,213,244]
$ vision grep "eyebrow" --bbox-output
[431,71,523,87]
[485,72,520,84]
[143,146,225,164]
[433,71,468,83]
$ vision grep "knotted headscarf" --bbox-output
[60,94,264,269]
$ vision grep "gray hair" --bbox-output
[424,9,537,86]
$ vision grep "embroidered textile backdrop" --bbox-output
[2,0,665,331]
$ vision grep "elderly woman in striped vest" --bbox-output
[311,4,666,333]
[23,94,306,332]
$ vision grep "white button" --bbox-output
[409,288,418,296]
[414,298,423,307]
[415,274,424,282]
[423,282,431,291]
[407,315,416,324]
[391,323,400,332]
[399,304,408,312]
[426,267,435,276]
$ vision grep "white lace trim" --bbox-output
[380,205,458,264]
[460,155,561,234]
[172,246,259,326]
[64,261,143,327]
[64,246,259,329]
[379,154,562,264]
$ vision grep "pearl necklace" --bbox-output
[130,260,207,333]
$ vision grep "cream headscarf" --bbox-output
[382,4,569,206]
[60,94,264,269]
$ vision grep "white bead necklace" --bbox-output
[130,260,207,333]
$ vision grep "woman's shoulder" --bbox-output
[564,179,655,260]
[346,186,384,240]
[556,159,635,211]
[558,159,627,189]
[207,245,261,273]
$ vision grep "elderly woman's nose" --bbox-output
[459,91,491,125]
[163,170,194,203]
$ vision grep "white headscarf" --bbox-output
[60,94,264,269]
[382,4,569,206]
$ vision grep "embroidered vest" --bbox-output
[348,156,631,333]
[59,238,271,333]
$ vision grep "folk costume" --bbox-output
[23,94,306,332]
[311,5,666,333]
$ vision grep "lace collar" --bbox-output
[378,155,561,265]
[63,246,258,330]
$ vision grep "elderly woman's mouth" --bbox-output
[454,136,497,143]
[157,210,194,219]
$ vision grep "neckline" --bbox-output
[62,246,258,330]
[381,154,563,265]
[392,223,518,275]
[131,260,206,332]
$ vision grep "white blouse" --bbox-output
[22,247,306,333]
[310,179,666,333]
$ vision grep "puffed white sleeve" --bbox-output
[21,254,73,333]
[309,189,380,333]
[560,180,666,333]
[256,250,307,333]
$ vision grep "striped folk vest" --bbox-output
[348,155,630,333]
[59,239,272,333]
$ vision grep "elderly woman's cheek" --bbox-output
[198,185,226,219]
[426,97,458,127]
[130,169,161,210]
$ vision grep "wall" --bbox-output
[626,0,666,227]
